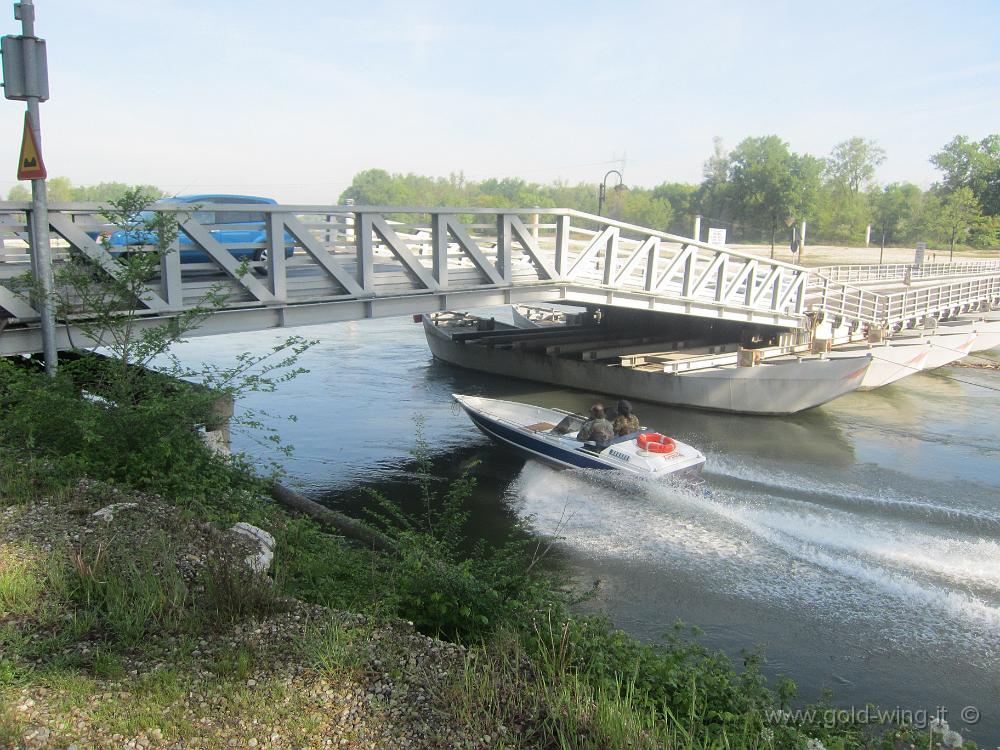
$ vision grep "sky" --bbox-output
[1,0,998,203]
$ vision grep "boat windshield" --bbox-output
[550,414,584,435]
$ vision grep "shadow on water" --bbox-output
[316,443,561,561]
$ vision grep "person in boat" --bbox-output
[576,403,614,448]
[612,399,640,436]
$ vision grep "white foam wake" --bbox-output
[508,460,1000,651]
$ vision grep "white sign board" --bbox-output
[707,228,727,247]
[915,242,927,266]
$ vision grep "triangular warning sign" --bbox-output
[17,112,46,181]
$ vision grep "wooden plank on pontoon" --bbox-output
[582,338,712,361]
[620,341,737,367]
[545,335,662,356]
[449,324,592,343]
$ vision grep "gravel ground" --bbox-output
[0,486,487,750]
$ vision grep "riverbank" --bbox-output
[0,475,477,749]
[0,346,981,748]
[1,450,962,750]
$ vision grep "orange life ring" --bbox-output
[636,432,676,454]
[647,438,676,454]
[636,432,662,449]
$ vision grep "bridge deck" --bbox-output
[0,203,998,355]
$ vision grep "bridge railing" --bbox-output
[0,202,812,331]
[803,274,882,324]
[880,275,1000,326]
[805,267,1000,329]
[551,210,811,322]
[813,260,1000,284]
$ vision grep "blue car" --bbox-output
[102,194,294,264]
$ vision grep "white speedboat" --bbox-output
[454,394,706,479]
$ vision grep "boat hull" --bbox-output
[426,319,869,415]
[454,395,706,478]
[894,330,977,369]
[951,317,1000,352]
[829,341,932,390]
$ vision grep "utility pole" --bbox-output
[2,0,57,373]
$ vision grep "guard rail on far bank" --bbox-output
[813,260,1000,284]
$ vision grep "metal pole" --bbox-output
[16,0,57,374]
[693,215,702,243]
[597,169,622,220]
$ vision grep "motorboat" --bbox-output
[453,394,706,479]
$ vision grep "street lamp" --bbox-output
[597,169,624,218]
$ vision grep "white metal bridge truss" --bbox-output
[0,202,998,355]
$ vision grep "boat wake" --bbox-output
[506,460,1000,661]
[703,451,1000,533]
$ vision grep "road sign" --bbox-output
[707,227,726,247]
[16,111,45,180]
[1,35,49,101]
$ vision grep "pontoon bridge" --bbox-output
[1,202,998,357]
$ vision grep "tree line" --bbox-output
[338,134,1000,254]
[6,178,166,204]
[10,133,996,254]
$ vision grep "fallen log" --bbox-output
[269,481,396,553]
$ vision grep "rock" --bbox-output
[230,522,276,573]
[92,502,139,522]
[22,726,50,748]
[200,429,231,456]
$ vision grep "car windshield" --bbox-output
[188,209,265,226]
[216,211,265,224]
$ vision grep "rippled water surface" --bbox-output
[173,315,1000,742]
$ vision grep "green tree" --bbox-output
[810,138,885,247]
[932,186,983,259]
[6,183,30,200]
[6,178,166,203]
[693,137,732,241]
[826,137,886,194]
[930,134,1000,215]
[651,182,699,236]
[728,135,799,256]
[790,154,824,244]
[604,187,673,230]
[869,182,920,259]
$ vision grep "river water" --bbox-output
[172,314,1000,743]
